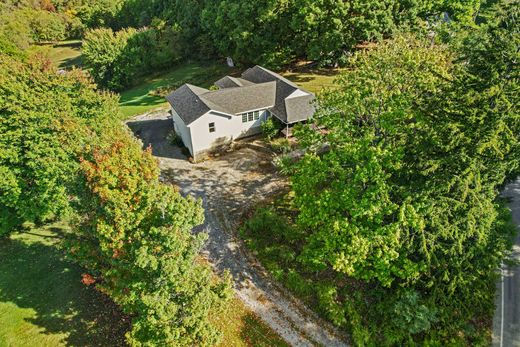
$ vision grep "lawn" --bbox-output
[46,40,83,69]
[118,62,342,119]
[119,62,237,119]
[0,225,129,347]
[281,68,342,94]
[0,225,287,347]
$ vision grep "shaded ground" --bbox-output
[0,226,129,347]
[46,41,83,69]
[127,111,349,346]
[493,178,520,347]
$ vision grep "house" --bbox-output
[165,65,315,161]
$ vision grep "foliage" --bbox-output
[270,138,292,154]
[83,26,183,90]
[0,52,233,346]
[70,139,233,346]
[275,6,518,343]
[261,117,280,141]
[0,54,119,236]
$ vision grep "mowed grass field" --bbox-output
[0,225,288,347]
[118,62,236,119]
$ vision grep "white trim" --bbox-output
[234,105,275,115]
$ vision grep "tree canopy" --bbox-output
[287,2,519,343]
[0,53,232,345]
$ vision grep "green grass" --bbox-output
[118,62,342,119]
[119,62,236,119]
[0,225,129,347]
[281,68,342,94]
[0,224,288,347]
[214,298,288,347]
[46,41,83,69]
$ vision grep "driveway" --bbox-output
[127,111,349,347]
[493,178,520,347]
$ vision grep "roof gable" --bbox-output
[165,65,315,125]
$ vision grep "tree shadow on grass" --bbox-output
[0,231,130,346]
[59,55,83,69]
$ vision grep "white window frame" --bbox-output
[209,122,216,133]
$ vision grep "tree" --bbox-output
[83,26,182,90]
[0,54,119,235]
[291,10,518,340]
[70,137,232,346]
[0,52,232,346]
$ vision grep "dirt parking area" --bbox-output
[126,111,348,347]
[127,110,285,218]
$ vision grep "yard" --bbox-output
[118,62,237,119]
[118,62,342,119]
[44,40,341,119]
[46,40,83,69]
[0,224,288,347]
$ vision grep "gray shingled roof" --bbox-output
[165,84,211,125]
[165,66,315,125]
[215,76,254,89]
[241,65,300,89]
[201,82,276,114]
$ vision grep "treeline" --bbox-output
[244,1,518,344]
[0,51,232,345]
[75,0,486,90]
[0,0,490,91]
[0,0,123,50]
[115,0,482,66]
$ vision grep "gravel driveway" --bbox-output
[127,111,349,347]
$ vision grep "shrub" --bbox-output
[270,138,292,154]
[261,118,279,141]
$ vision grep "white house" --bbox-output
[165,65,315,161]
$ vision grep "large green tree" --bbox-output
[0,53,232,346]
[290,2,518,341]
[0,54,119,235]
[72,139,232,346]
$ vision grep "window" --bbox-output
[242,114,248,123]
[209,122,215,133]
[254,111,260,120]
[248,112,254,122]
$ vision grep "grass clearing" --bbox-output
[45,40,83,69]
[214,298,289,347]
[0,225,129,347]
[119,62,236,119]
[0,224,288,347]
[282,68,342,94]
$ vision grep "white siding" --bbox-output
[171,108,194,156]
[188,109,269,157]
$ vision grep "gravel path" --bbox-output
[127,111,349,347]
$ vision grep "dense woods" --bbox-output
[243,2,519,344]
[1,0,519,346]
[2,0,487,89]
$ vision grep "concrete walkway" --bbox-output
[493,178,520,347]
